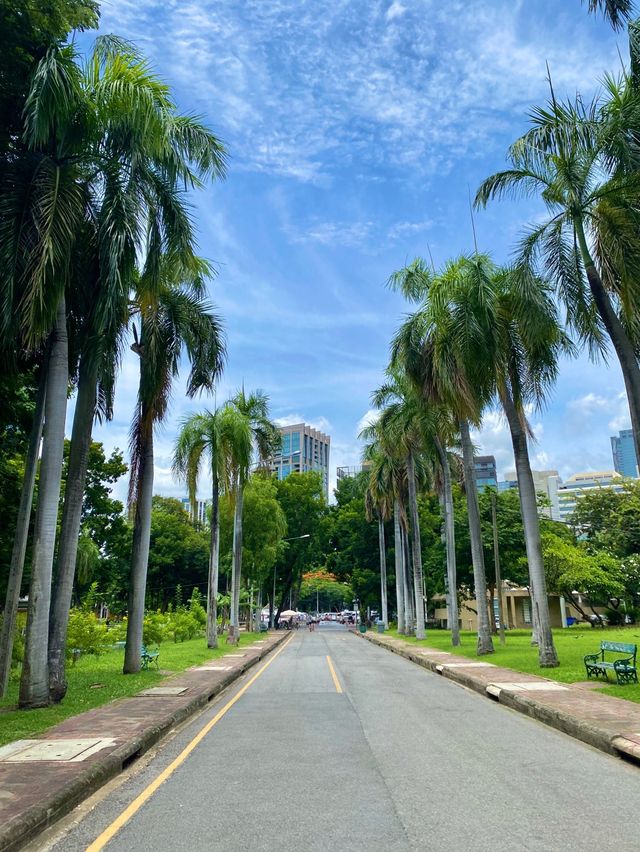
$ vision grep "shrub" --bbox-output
[143,612,168,646]
[167,611,201,642]
[66,609,108,657]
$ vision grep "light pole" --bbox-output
[271,533,311,628]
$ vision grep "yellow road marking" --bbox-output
[86,635,294,852]
[326,655,343,693]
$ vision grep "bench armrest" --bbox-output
[584,653,600,663]
[614,657,635,669]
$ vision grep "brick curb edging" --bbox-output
[0,633,288,852]
[358,631,640,764]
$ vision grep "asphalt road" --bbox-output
[44,624,640,851]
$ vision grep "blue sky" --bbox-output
[79,0,627,501]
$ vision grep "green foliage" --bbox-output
[298,570,350,611]
[542,532,625,605]
[570,481,640,560]
[66,609,108,657]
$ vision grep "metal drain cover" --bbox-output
[0,738,115,762]
[140,686,190,697]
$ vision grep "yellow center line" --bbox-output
[326,655,343,693]
[86,634,295,852]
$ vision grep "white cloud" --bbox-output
[386,1,406,22]
[274,413,332,434]
[355,408,380,438]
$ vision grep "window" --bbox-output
[282,433,291,456]
[292,431,300,453]
[282,463,291,478]
[522,599,531,624]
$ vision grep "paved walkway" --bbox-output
[0,633,286,852]
[361,631,640,761]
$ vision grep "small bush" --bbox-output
[66,609,108,657]
[167,611,200,643]
[143,612,168,646]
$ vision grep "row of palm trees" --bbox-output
[363,1,640,667]
[0,37,228,707]
[172,391,280,649]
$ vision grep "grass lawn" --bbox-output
[387,626,640,704]
[0,632,265,747]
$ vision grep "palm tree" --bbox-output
[390,257,495,655]
[0,45,89,709]
[475,82,640,474]
[392,254,567,666]
[47,38,226,700]
[363,446,393,629]
[123,254,225,674]
[173,409,230,648]
[225,389,280,642]
[370,373,429,640]
[583,0,633,28]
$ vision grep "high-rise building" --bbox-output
[269,423,330,498]
[557,471,624,522]
[336,462,372,481]
[179,497,210,525]
[611,428,638,478]
[474,455,497,491]
[501,469,562,521]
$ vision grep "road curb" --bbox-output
[0,633,288,852]
[358,631,635,763]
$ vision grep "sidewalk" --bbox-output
[360,631,640,764]
[0,633,287,852]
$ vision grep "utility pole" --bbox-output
[491,491,506,645]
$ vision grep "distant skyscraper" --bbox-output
[180,497,210,525]
[269,423,330,498]
[611,428,638,478]
[557,471,624,522]
[336,462,372,481]
[502,469,562,521]
[474,455,497,491]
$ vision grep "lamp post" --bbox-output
[271,533,311,628]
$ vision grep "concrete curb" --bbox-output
[358,631,637,763]
[0,634,288,852]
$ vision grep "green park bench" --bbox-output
[584,641,638,685]
[141,644,160,670]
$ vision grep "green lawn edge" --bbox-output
[384,627,640,704]
[0,632,266,747]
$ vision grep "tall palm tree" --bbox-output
[123,253,225,674]
[363,446,393,629]
[475,82,640,474]
[370,373,429,640]
[0,45,89,709]
[173,408,231,648]
[390,257,495,655]
[225,389,280,642]
[583,0,633,28]
[47,38,226,700]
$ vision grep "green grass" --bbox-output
[387,626,640,704]
[0,633,265,747]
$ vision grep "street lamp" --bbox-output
[270,533,311,628]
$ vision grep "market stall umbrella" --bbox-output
[279,610,297,619]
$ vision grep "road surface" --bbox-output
[43,624,640,851]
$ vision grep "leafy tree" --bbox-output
[273,471,326,621]
[298,570,350,612]
[542,532,625,622]
[569,480,640,557]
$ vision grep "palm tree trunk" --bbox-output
[406,451,426,640]
[0,369,46,698]
[377,515,389,628]
[229,479,244,643]
[48,357,98,700]
[434,436,460,646]
[575,218,640,469]
[393,501,405,634]
[459,419,494,656]
[207,472,220,648]
[19,298,69,708]
[500,388,559,667]
[124,422,154,674]
[402,520,414,634]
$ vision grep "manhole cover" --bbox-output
[225,654,246,658]
[488,681,568,693]
[192,665,232,671]
[0,738,115,762]
[140,686,190,697]
[440,662,496,668]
